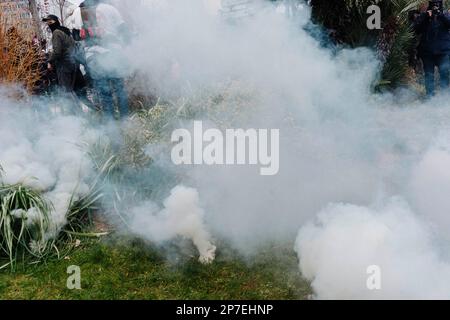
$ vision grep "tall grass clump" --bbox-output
[0,160,104,270]
[0,183,53,270]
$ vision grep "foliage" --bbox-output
[0,13,44,93]
[309,0,432,88]
[0,183,53,270]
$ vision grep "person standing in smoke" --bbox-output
[42,15,79,96]
[78,0,130,120]
[414,0,450,96]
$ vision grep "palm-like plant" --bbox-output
[309,0,441,88]
[0,184,53,270]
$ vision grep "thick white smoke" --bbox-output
[294,115,450,299]
[3,0,450,299]
[0,90,97,234]
[0,88,215,261]
[122,0,382,252]
[119,0,450,298]
[409,132,450,239]
[129,185,216,264]
[295,199,450,299]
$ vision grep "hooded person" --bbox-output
[413,0,450,96]
[42,15,79,93]
[78,0,130,120]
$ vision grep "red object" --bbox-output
[79,27,106,40]
[80,28,87,39]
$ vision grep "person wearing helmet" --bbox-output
[414,0,450,96]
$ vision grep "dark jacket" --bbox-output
[414,12,450,56]
[49,28,76,66]
[49,28,79,90]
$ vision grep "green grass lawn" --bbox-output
[0,237,311,300]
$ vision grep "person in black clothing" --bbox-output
[42,14,79,92]
[414,1,450,96]
[408,10,421,70]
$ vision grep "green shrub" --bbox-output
[0,183,52,270]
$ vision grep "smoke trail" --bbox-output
[129,185,216,264]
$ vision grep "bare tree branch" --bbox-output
[28,0,43,39]
[51,0,67,25]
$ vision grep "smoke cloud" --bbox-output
[2,0,450,299]
[129,185,216,263]
[120,0,383,252]
[0,90,98,234]
[295,198,450,299]
[119,0,450,298]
